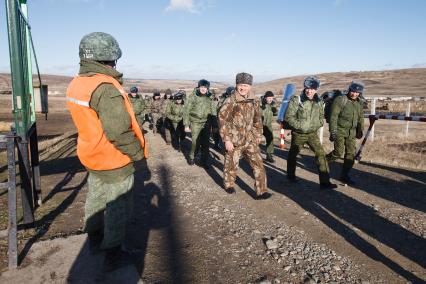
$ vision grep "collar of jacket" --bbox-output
[346,93,361,102]
[234,90,255,102]
[300,91,320,104]
[78,59,123,84]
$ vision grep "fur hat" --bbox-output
[264,91,274,98]
[236,72,253,85]
[349,80,364,93]
[198,79,210,88]
[303,76,320,90]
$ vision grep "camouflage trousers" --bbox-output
[223,141,267,196]
[326,134,356,177]
[84,173,134,249]
[287,131,330,184]
[189,121,210,164]
[263,125,274,154]
[151,113,163,134]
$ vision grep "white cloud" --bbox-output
[165,0,197,13]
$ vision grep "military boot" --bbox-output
[103,246,134,273]
[88,229,104,254]
[340,175,355,185]
[265,153,275,163]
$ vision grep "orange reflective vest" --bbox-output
[66,73,147,170]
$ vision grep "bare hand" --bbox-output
[256,137,262,144]
[225,141,234,152]
[185,127,191,133]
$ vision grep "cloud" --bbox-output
[165,0,197,13]
[333,0,348,7]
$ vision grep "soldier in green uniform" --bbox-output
[165,91,186,151]
[285,76,337,189]
[150,91,163,134]
[183,79,216,168]
[67,32,146,272]
[163,88,174,144]
[261,91,277,163]
[128,86,146,130]
[327,80,365,185]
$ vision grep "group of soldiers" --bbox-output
[67,31,365,273]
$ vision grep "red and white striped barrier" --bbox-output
[279,128,285,149]
[364,114,426,122]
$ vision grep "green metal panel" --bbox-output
[5,0,32,138]
[21,3,36,123]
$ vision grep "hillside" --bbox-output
[253,68,426,97]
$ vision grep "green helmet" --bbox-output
[79,32,122,61]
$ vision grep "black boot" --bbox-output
[287,175,298,183]
[103,246,134,272]
[187,158,194,165]
[265,153,275,163]
[340,175,355,185]
[255,192,272,200]
[225,187,236,194]
[88,229,104,254]
[320,182,338,190]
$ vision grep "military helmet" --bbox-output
[303,76,320,90]
[79,32,122,61]
[264,91,274,98]
[198,79,210,88]
[130,86,138,93]
[348,80,364,93]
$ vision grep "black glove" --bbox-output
[356,129,363,139]
[329,132,337,142]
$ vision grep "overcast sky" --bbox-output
[1,0,425,82]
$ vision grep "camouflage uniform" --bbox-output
[150,98,164,134]
[165,100,186,150]
[183,89,216,165]
[285,92,332,184]
[75,59,144,250]
[327,94,364,178]
[128,93,146,130]
[261,101,277,155]
[219,91,267,195]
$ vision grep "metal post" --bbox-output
[7,135,17,268]
[370,98,376,141]
[405,102,411,138]
[17,139,34,224]
[29,124,41,206]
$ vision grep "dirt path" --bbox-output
[0,121,425,283]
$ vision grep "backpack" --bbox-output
[322,90,347,123]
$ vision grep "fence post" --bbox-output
[319,126,324,145]
[371,98,376,141]
[405,102,411,138]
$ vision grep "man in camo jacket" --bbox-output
[218,72,272,200]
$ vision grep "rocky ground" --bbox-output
[0,113,425,283]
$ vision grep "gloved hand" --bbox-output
[329,132,337,142]
[356,129,363,139]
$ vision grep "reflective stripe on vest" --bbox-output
[66,73,147,170]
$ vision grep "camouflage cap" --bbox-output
[236,72,253,85]
[79,32,122,61]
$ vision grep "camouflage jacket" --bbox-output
[329,95,364,137]
[150,99,164,115]
[261,102,277,129]
[166,101,184,123]
[285,92,324,134]
[183,89,216,126]
[218,91,263,147]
